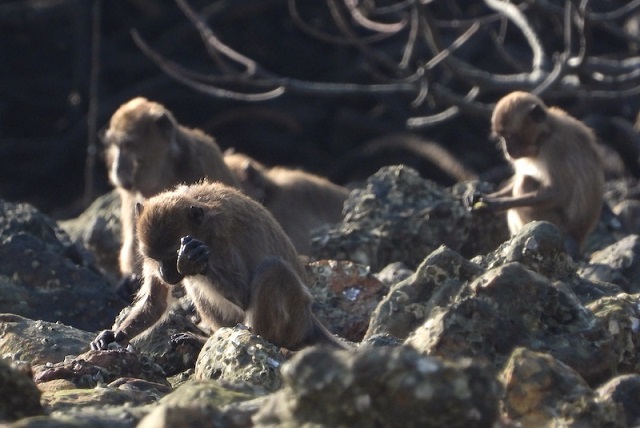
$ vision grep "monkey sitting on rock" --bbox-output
[91,181,344,351]
[468,91,604,256]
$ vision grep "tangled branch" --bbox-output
[132,0,640,128]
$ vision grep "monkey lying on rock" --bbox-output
[468,91,604,256]
[91,181,344,351]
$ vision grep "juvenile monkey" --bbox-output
[91,181,343,351]
[472,91,604,255]
[224,151,349,255]
[102,97,238,293]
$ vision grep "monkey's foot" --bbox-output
[90,330,129,351]
[177,235,209,276]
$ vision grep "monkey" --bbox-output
[90,180,344,351]
[469,91,604,256]
[101,97,239,297]
[224,150,350,255]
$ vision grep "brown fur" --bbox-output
[91,181,343,351]
[481,91,604,254]
[102,97,238,279]
[224,151,349,255]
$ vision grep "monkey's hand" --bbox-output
[90,330,129,351]
[177,235,209,277]
[463,188,488,211]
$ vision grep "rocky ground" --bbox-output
[2,165,640,427]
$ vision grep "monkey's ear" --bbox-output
[189,205,205,225]
[135,202,144,217]
[529,104,547,123]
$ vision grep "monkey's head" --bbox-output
[135,194,207,285]
[224,152,270,202]
[491,91,549,161]
[101,97,180,196]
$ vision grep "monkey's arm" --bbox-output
[91,277,169,350]
[118,190,140,276]
[481,186,559,211]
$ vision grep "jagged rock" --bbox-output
[310,165,472,271]
[501,347,624,427]
[580,235,640,293]
[364,246,482,340]
[598,374,640,427]
[33,349,169,389]
[306,259,388,342]
[59,190,121,281]
[588,293,640,377]
[406,262,617,384]
[0,359,43,422]
[194,326,284,393]
[253,346,500,427]
[0,199,124,332]
[0,314,93,366]
[479,221,576,281]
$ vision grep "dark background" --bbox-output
[1,0,639,218]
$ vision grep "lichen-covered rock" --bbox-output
[41,378,171,414]
[598,374,640,427]
[33,349,169,389]
[253,346,500,427]
[0,314,93,366]
[588,293,640,376]
[580,235,640,293]
[194,326,284,392]
[306,259,388,342]
[480,221,576,280]
[310,165,471,271]
[0,359,43,422]
[0,199,124,332]
[364,246,482,340]
[59,190,121,281]
[501,347,624,427]
[406,262,617,384]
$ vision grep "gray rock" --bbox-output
[310,165,471,271]
[0,199,124,332]
[253,345,500,427]
[581,234,640,293]
[598,374,640,427]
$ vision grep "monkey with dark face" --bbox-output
[91,181,343,351]
[224,151,349,255]
[101,97,238,296]
[471,91,604,255]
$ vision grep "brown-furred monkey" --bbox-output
[101,97,238,297]
[91,181,344,351]
[470,91,604,256]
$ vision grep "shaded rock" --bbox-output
[310,165,471,271]
[598,374,640,427]
[59,190,121,281]
[612,200,640,235]
[159,379,254,409]
[0,199,124,332]
[194,326,284,393]
[365,246,482,340]
[9,406,148,428]
[306,259,388,342]
[374,261,414,286]
[114,292,208,377]
[0,314,93,365]
[253,345,500,427]
[588,293,640,376]
[33,349,169,388]
[480,221,576,281]
[406,262,617,384]
[501,347,624,427]
[0,359,44,422]
[137,404,227,428]
[581,235,640,293]
[450,180,510,257]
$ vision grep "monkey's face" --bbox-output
[492,99,548,161]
